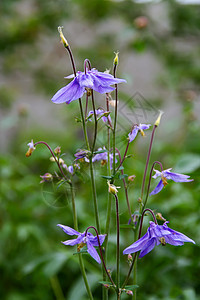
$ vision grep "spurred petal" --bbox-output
[61,235,83,246]
[139,124,151,130]
[123,232,149,255]
[51,78,85,104]
[139,238,156,258]
[150,179,164,195]
[87,240,101,264]
[128,128,139,143]
[164,171,193,183]
[89,234,106,247]
[57,224,80,236]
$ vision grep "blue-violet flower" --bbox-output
[128,124,151,143]
[123,221,195,258]
[87,108,111,124]
[150,168,193,195]
[57,224,106,263]
[85,147,117,169]
[51,68,126,104]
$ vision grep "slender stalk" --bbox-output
[143,161,163,209]
[70,184,94,300]
[91,90,97,152]
[115,142,129,173]
[115,148,132,220]
[114,194,120,293]
[85,94,89,120]
[89,157,100,233]
[34,141,68,181]
[103,94,112,300]
[112,65,118,179]
[140,125,157,203]
[85,226,116,287]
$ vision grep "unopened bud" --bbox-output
[103,284,110,289]
[128,175,136,182]
[113,51,119,65]
[134,16,148,29]
[58,26,69,48]
[26,140,35,157]
[137,197,142,203]
[127,254,133,265]
[154,110,164,127]
[54,146,61,155]
[156,213,166,222]
[126,290,133,296]
[40,173,53,183]
[108,181,120,195]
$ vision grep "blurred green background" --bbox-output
[0,0,200,299]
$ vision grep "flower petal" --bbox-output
[57,224,80,236]
[139,124,151,130]
[139,237,156,258]
[61,235,83,246]
[164,171,193,183]
[89,234,106,247]
[51,78,85,104]
[150,179,164,195]
[123,232,149,255]
[87,240,101,264]
[128,128,139,143]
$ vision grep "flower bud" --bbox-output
[58,26,69,48]
[134,16,148,29]
[156,212,166,222]
[128,175,136,182]
[40,173,53,183]
[108,181,120,195]
[154,110,164,127]
[113,52,119,65]
[26,139,35,157]
[126,290,133,296]
[54,146,61,155]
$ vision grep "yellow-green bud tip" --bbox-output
[58,26,69,48]
[154,110,164,127]
[113,51,119,65]
[107,181,120,195]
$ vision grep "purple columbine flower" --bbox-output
[57,224,106,264]
[123,221,195,258]
[128,124,151,143]
[150,168,193,195]
[87,108,111,124]
[85,147,118,169]
[51,68,126,104]
[74,149,89,160]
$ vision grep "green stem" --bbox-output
[114,194,120,292]
[112,64,118,180]
[70,184,94,300]
[89,158,100,233]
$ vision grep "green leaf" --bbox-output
[120,224,135,229]
[118,174,128,180]
[94,149,108,154]
[175,153,200,173]
[124,285,139,290]
[101,175,114,180]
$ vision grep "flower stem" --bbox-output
[85,226,116,287]
[112,64,118,180]
[114,194,120,292]
[91,90,97,152]
[140,125,157,203]
[70,184,94,300]
[89,157,101,233]
[50,276,65,300]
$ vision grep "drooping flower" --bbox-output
[150,168,193,195]
[26,139,36,157]
[57,224,106,263]
[123,221,195,258]
[40,173,53,183]
[128,124,151,143]
[84,147,118,169]
[51,68,126,104]
[87,108,111,124]
[74,149,89,160]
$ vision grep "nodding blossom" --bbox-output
[150,168,193,195]
[85,147,118,169]
[123,221,195,258]
[26,139,36,157]
[128,124,151,143]
[87,108,111,124]
[57,224,106,264]
[51,68,126,104]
